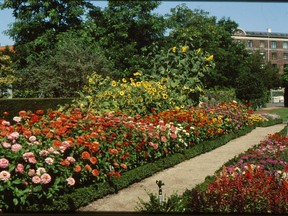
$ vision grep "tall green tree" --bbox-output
[164,4,249,88]
[87,0,166,77]
[1,0,94,67]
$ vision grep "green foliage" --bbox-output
[200,88,236,106]
[235,51,280,109]
[87,1,166,77]
[13,30,113,98]
[1,0,93,66]
[70,46,215,116]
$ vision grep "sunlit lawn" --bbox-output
[268,107,288,122]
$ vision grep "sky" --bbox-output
[1,1,288,46]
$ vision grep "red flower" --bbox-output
[85,164,92,171]
[74,165,82,173]
[60,159,70,166]
[36,109,44,115]
[81,151,91,160]
[92,169,99,176]
[121,163,127,169]
[90,157,98,164]
[19,110,27,117]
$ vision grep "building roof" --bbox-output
[234,28,288,39]
[0,45,14,52]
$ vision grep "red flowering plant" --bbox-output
[189,133,288,213]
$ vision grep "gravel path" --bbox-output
[77,123,286,212]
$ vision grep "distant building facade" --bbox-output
[232,28,288,73]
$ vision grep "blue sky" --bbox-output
[1,1,288,46]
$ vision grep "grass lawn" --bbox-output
[268,107,288,122]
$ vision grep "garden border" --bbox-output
[21,118,282,212]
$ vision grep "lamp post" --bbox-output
[267,28,271,62]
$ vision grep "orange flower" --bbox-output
[90,157,98,165]
[19,110,27,117]
[120,163,127,169]
[81,151,91,160]
[60,159,70,166]
[53,140,62,148]
[36,109,44,115]
[113,162,119,167]
[109,148,119,155]
[85,164,92,171]
[92,169,99,177]
[74,165,82,173]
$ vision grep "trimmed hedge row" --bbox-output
[0,98,74,121]
[24,125,258,212]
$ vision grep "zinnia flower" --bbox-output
[36,167,46,176]
[32,176,41,184]
[40,173,52,184]
[2,142,11,148]
[74,165,82,173]
[0,171,11,181]
[0,158,9,169]
[11,144,22,152]
[66,177,75,186]
[92,169,99,177]
[13,116,21,122]
[15,163,24,173]
[90,157,98,164]
[45,157,54,165]
[81,151,91,160]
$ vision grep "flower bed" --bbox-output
[137,127,287,214]
[188,133,288,214]
[0,101,261,212]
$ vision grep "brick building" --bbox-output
[232,28,288,72]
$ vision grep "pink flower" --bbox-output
[23,152,37,164]
[66,177,76,186]
[67,156,76,163]
[161,135,167,143]
[15,163,24,173]
[45,157,54,165]
[32,176,41,184]
[7,132,19,140]
[11,144,22,152]
[170,133,177,139]
[2,142,11,148]
[13,116,21,123]
[159,124,167,132]
[1,120,10,126]
[0,171,10,181]
[41,173,52,184]
[36,167,46,176]
[0,158,9,169]
[29,136,37,142]
[28,169,35,176]
[39,150,49,157]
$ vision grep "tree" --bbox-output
[13,30,113,98]
[87,0,166,77]
[164,4,249,89]
[0,0,94,67]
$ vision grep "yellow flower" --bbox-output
[205,55,214,61]
[172,46,177,53]
[111,80,117,87]
[196,48,201,54]
[162,93,168,100]
[133,72,141,77]
[175,106,180,111]
[136,82,141,87]
[181,46,188,53]
[88,78,93,83]
[122,78,127,83]
[119,91,125,96]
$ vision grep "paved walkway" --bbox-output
[77,123,286,212]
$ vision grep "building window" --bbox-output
[284,53,288,60]
[271,41,277,49]
[283,42,288,49]
[247,40,253,48]
[259,40,265,48]
[272,52,277,60]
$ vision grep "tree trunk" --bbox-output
[284,86,288,107]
